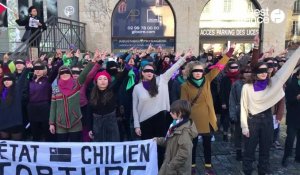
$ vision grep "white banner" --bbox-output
[0,139,158,175]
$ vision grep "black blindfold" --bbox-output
[255,68,268,74]
[59,69,72,75]
[143,69,155,73]
[191,69,204,73]
[15,61,25,65]
[33,66,45,70]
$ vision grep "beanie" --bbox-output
[94,70,112,82]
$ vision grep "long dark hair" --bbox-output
[89,84,114,106]
[246,62,271,85]
[141,64,158,97]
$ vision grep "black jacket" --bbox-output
[285,76,300,128]
[0,69,30,130]
[15,15,46,33]
[220,76,232,113]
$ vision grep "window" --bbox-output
[247,0,254,12]
[224,0,231,13]
[292,21,300,36]
[294,0,300,14]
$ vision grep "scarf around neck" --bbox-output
[165,118,189,140]
[188,77,205,88]
[142,80,151,91]
[253,79,269,92]
[298,79,300,87]
[226,71,240,84]
[58,78,75,96]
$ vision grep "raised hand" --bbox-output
[75,49,81,58]
[254,34,260,46]
[40,54,46,61]
[56,49,62,58]
[26,61,33,68]
[66,51,73,58]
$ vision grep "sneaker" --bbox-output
[198,135,202,142]
[236,149,242,161]
[205,167,216,175]
[211,135,215,142]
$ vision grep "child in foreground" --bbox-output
[154,100,198,175]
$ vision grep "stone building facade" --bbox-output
[79,0,296,55]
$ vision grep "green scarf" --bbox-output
[298,79,300,87]
[191,77,204,87]
[126,69,135,90]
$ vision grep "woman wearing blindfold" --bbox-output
[26,60,62,142]
[228,65,252,161]
[133,51,192,168]
[0,63,31,140]
[220,61,240,142]
[240,47,300,175]
[181,44,235,175]
[49,60,96,142]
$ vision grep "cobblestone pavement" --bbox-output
[195,124,300,175]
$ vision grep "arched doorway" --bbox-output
[199,0,262,55]
[111,0,176,53]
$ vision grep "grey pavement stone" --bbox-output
[195,126,300,175]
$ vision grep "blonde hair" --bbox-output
[187,61,206,76]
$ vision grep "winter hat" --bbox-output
[58,66,73,78]
[106,61,118,69]
[140,60,150,68]
[69,44,76,51]
[125,54,132,63]
[3,73,16,82]
[94,70,112,82]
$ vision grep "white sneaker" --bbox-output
[211,135,215,142]
[198,135,202,142]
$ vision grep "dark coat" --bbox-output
[285,76,300,128]
[220,76,232,113]
[15,15,46,33]
[0,69,29,130]
[229,79,244,122]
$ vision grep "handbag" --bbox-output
[21,30,31,42]
[190,87,203,107]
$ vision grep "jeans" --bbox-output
[283,125,300,160]
[243,110,273,174]
[234,120,243,150]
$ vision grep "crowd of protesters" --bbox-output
[1,33,300,175]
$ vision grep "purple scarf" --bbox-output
[253,79,269,92]
[142,81,151,91]
[1,87,8,101]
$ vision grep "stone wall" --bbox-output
[79,0,295,54]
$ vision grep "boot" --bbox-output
[236,149,242,161]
